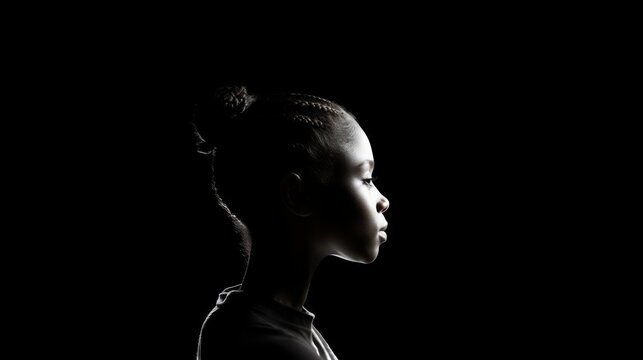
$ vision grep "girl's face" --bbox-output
[318,123,390,264]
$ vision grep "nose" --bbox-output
[377,193,390,214]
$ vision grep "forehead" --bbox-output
[337,124,374,170]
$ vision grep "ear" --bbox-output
[280,172,314,217]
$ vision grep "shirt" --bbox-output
[197,284,338,360]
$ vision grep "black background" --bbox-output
[39,34,584,358]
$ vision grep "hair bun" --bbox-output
[193,85,255,155]
[214,85,253,118]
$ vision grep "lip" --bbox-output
[378,231,388,243]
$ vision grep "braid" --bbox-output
[290,93,339,107]
[287,114,326,128]
[290,99,344,115]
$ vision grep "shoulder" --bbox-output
[200,332,321,360]
[242,336,321,359]
[199,307,322,360]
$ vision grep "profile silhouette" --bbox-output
[194,86,390,359]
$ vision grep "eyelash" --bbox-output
[363,176,378,187]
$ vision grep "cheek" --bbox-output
[319,185,382,263]
[321,185,377,239]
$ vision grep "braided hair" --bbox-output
[193,86,357,254]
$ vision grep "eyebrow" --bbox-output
[358,160,375,171]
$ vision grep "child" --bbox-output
[194,86,390,359]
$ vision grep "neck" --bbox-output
[241,242,322,311]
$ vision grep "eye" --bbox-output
[362,176,378,187]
